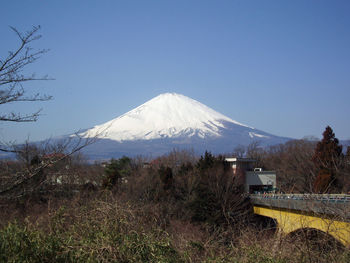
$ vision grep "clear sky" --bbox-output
[1,0,349,143]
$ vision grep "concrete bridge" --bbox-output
[250,194,350,246]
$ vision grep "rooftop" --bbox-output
[225,157,256,163]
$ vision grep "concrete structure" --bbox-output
[246,170,276,193]
[251,194,350,246]
[225,157,276,193]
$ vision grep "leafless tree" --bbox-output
[232,145,246,158]
[263,140,318,193]
[0,26,99,199]
[0,26,52,125]
[0,135,98,199]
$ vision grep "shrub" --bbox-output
[0,199,182,262]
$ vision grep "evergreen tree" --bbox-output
[312,126,343,193]
[196,151,215,172]
[102,156,132,189]
[158,166,173,191]
[189,152,244,225]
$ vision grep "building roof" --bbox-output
[225,157,256,163]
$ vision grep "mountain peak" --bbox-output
[157,92,182,97]
[82,93,251,141]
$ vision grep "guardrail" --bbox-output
[250,194,350,203]
[250,194,350,218]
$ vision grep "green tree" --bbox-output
[103,156,132,189]
[312,126,343,193]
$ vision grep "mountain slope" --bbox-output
[78,93,291,159]
[82,93,264,141]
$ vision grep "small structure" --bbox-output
[225,157,256,176]
[142,162,151,169]
[225,157,276,193]
[245,169,276,193]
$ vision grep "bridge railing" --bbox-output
[250,194,350,218]
[250,193,350,203]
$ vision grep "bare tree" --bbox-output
[232,145,246,158]
[0,135,98,199]
[0,26,52,125]
[0,26,98,199]
[263,140,318,193]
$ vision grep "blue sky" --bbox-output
[0,0,349,143]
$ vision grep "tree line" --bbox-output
[242,126,349,194]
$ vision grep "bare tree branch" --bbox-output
[0,26,102,199]
[0,134,98,199]
[0,26,52,125]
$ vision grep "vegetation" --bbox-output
[0,27,97,200]
[0,194,349,263]
[102,156,132,189]
[0,26,51,126]
[246,126,350,194]
[0,126,349,262]
[312,126,344,193]
[0,198,180,263]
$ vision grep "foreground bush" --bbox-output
[0,198,180,263]
[1,195,350,263]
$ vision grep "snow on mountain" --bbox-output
[81,93,255,141]
[76,92,290,159]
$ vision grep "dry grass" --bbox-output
[1,193,349,263]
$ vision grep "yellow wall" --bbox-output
[254,205,350,247]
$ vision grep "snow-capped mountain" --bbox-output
[82,93,255,141]
[78,93,290,159]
